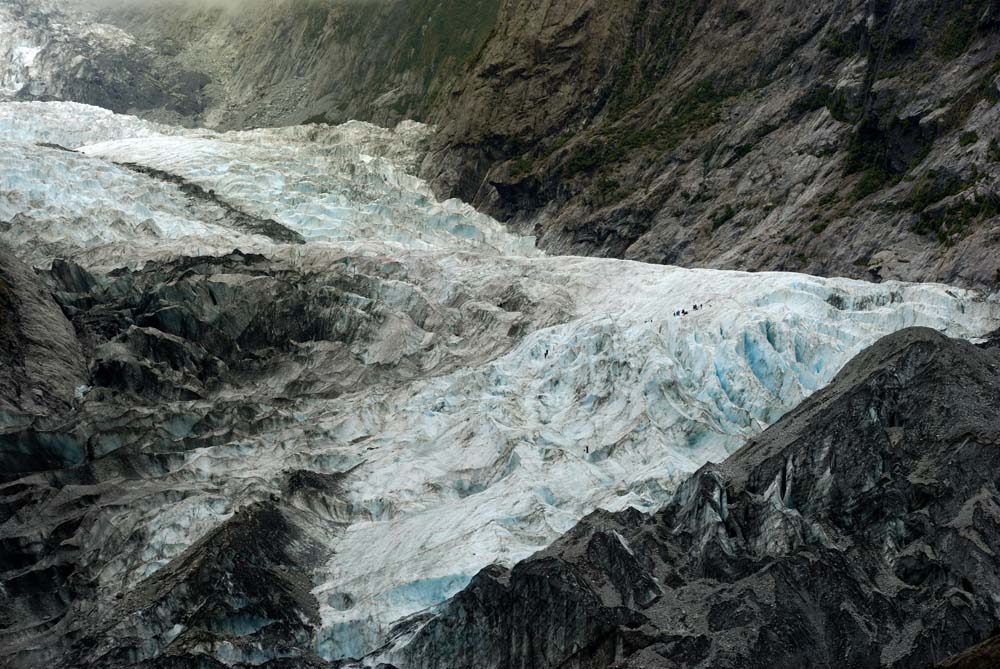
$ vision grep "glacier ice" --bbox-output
[1,101,998,663]
[0,101,178,147]
[0,101,536,269]
[79,128,538,256]
[0,138,268,264]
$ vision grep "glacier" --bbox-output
[1,101,999,664]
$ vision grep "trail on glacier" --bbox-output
[1,101,998,662]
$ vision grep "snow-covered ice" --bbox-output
[0,139,266,261]
[1,101,998,662]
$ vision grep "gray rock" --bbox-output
[0,244,86,429]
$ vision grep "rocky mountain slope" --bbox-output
[3,3,1000,667]
[0,0,498,128]
[384,326,1000,668]
[422,0,1000,288]
[937,630,1000,667]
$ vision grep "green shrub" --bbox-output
[911,193,1000,244]
[792,85,833,115]
[853,168,894,200]
[817,191,839,207]
[908,171,968,213]
[792,85,852,121]
[820,32,861,59]
[729,143,755,164]
[959,130,980,147]
[711,204,737,230]
[563,141,624,176]
[936,10,978,59]
[511,155,534,176]
[989,137,1000,162]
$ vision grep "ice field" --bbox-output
[2,101,998,661]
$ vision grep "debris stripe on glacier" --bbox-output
[0,100,537,263]
[0,140,269,262]
[2,102,999,661]
[79,134,537,257]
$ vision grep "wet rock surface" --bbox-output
[385,327,1000,668]
[937,629,1000,668]
[0,0,500,130]
[422,0,1000,288]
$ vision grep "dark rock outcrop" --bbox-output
[0,247,576,668]
[937,629,1000,668]
[390,327,1000,667]
[1,0,501,130]
[0,244,86,429]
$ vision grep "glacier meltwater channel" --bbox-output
[1,101,998,662]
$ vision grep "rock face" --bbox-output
[0,244,86,424]
[937,630,1000,668]
[422,0,1000,288]
[386,327,1000,668]
[0,0,210,118]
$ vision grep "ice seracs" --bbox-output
[0,139,267,266]
[80,127,537,256]
[1,101,998,664]
[0,101,178,147]
[0,101,537,267]
[294,255,999,658]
